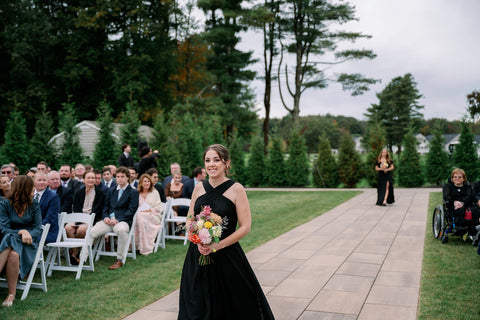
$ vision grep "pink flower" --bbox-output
[198,228,212,244]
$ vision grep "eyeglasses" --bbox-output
[453,176,463,179]
[1,171,11,174]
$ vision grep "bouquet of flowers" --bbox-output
[187,205,227,266]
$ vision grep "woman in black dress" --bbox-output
[0,175,42,307]
[375,148,395,206]
[178,144,274,320]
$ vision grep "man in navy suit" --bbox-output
[88,166,139,270]
[34,171,61,243]
[182,167,207,199]
[48,170,73,213]
[101,166,117,193]
[118,144,134,168]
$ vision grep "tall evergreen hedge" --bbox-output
[398,128,424,187]
[312,133,339,188]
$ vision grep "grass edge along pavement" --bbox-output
[0,190,360,320]
[417,192,480,320]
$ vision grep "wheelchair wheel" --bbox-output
[432,205,445,239]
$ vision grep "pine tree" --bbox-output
[228,130,246,183]
[246,135,265,187]
[312,133,339,188]
[57,102,84,166]
[363,122,386,187]
[398,127,424,187]
[453,120,479,181]
[31,103,56,168]
[177,114,204,175]
[93,101,118,168]
[1,109,31,172]
[285,130,310,187]
[120,101,141,162]
[151,111,171,178]
[337,132,362,188]
[266,135,287,186]
[425,125,451,185]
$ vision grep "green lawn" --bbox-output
[418,192,480,320]
[0,190,360,320]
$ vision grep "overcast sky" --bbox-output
[239,0,480,121]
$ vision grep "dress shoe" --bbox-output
[109,260,123,270]
[2,294,15,307]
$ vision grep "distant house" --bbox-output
[353,137,366,154]
[48,120,154,158]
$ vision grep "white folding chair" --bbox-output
[164,198,190,245]
[153,200,170,252]
[94,212,137,264]
[0,224,50,300]
[46,212,96,280]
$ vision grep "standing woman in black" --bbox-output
[375,148,395,206]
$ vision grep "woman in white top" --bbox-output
[134,174,164,255]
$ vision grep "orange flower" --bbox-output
[188,233,201,244]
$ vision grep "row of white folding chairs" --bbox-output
[0,224,50,301]
[153,197,191,252]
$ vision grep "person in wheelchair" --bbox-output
[444,168,477,236]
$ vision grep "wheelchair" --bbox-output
[432,182,479,244]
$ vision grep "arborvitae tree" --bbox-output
[285,130,310,187]
[177,115,204,175]
[1,109,31,172]
[120,101,141,162]
[363,122,386,187]
[31,103,56,168]
[337,132,362,188]
[398,127,424,187]
[93,101,118,168]
[228,130,246,184]
[425,125,451,185]
[246,135,265,187]
[266,135,287,186]
[453,120,479,181]
[57,102,84,166]
[202,114,226,147]
[312,133,339,188]
[151,111,170,178]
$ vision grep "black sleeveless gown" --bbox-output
[178,180,275,320]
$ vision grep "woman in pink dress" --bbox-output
[134,174,164,255]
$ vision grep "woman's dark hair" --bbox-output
[140,146,151,158]
[7,175,34,216]
[203,144,231,175]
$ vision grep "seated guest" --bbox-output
[134,174,164,255]
[0,176,43,307]
[47,170,73,213]
[128,167,139,189]
[34,171,60,244]
[0,174,11,200]
[163,162,190,186]
[145,168,166,202]
[165,171,185,233]
[67,171,105,264]
[444,168,475,229]
[101,166,117,193]
[25,169,36,178]
[59,164,82,195]
[85,167,139,270]
[182,167,206,199]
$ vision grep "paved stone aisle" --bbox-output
[123,188,436,320]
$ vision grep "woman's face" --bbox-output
[84,172,96,188]
[381,149,388,157]
[142,177,151,190]
[0,177,10,191]
[452,173,464,186]
[173,174,182,184]
[204,149,227,179]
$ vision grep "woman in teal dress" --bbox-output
[178,144,274,320]
[0,175,42,307]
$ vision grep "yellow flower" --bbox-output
[204,221,213,229]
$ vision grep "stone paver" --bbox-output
[123,188,435,320]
